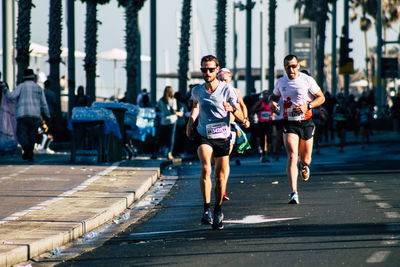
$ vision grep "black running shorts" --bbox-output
[197,134,230,157]
[282,118,315,140]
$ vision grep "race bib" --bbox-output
[206,122,229,139]
[260,111,271,120]
[287,108,305,121]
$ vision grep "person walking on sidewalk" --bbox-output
[2,69,50,162]
[186,55,244,229]
[269,55,325,204]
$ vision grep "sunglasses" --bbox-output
[284,64,298,70]
[200,67,217,73]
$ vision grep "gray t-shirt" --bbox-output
[191,81,238,139]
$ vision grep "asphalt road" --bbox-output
[57,142,400,266]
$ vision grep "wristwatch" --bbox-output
[307,103,312,110]
[232,106,237,113]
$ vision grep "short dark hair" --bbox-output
[201,55,219,67]
[284,54,298,65]
[44,80,51,88]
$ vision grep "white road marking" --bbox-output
[0,162,120,224]
[360,188,372,194]
[376,202,392,209]
[381,236,399,245]
[365,194,381,201]
[366,251,390,263]
[0,166,32,182]
[384,212,400,219]
[224,215,300,224]
[354,182,366,187]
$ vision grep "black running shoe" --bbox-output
[201,209,213,225]
[212,210,224,230]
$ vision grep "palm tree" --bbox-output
[48,0,62,114]
[268,0,277,94]
[118,0,146,104]
[294,0,329,89]
[80,0,110,105]
[178,0,192,96]
[15,0,33,84]
[350,0,400,89]
[48,0,63,140]
[216,0,227,68]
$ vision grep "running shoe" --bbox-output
[201,209,213,225]
[300,164,310,181]
[212,210,224,230]
[288,192,299,204]
[223,193,230,201]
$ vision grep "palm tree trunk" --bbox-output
[84,1,98,105]
[125,1,140,103]
[178,0,192,96]
[216,0,227,68]
[16,0,33,84]
[48,0,62,114]
[315,0,329,88]
[268,0,276,94]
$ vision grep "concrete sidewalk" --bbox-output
[0,153,181,267]
[0,130,399,267]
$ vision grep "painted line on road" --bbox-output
[359,188,372,194]
[0,166,32,182]
[384,212,400,219]
[0,162,120,224]
[381,236,399,246]
[366,251,391,263]
[377,202,392,209]
[354,182,366,187]
[364,194,382,201]
[224,215,300,224]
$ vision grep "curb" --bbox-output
[0,158,179,267]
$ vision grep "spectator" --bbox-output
[156,86,183,159]
[137,88,151,107]
[2,68,50,162]
[73,85,89,107]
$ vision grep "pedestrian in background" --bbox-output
[73,85,89,107]
[2,68,50,162]
[186,55,244,230]
[217,67,250,201]
[156,86,183,159]
[252,90,274,162]
[333,93,351,152]
[269,55,325,204]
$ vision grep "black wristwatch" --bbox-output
[307,103,312,110]
[232,106,237,113]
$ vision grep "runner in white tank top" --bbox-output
[269,55,325,204]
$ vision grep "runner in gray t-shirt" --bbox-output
[186,55,244,230]
[191,81,238,139]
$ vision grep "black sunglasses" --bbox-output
[200,67,216,73]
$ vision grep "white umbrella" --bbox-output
[350,79,368,87]
[61,47,86,58]
[98,48,151,98]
